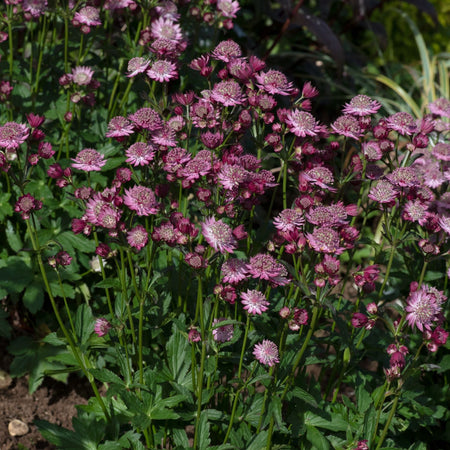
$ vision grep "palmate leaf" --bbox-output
[35,420,84,450]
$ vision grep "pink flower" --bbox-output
[211,39,241,62]
[246,253,287,285]
[129,107,163,131]
[386,112,417,135]
[368,180,398,205]
[73,6,101,26]
[273,208,305,232]
[123,185,159,216]
[72,148,106,171]
[285,110,322,137]
[330,114,363,139]
[241,289,269,315]
[201,217,237,254]
[0,122,29,149]
[127,225,148,250]
[151,17,183,42]
[306,226,344,254]
[216,0,240,19]
[217,163,248,190]
[211,80,244,106]
[126,57,150,77]
[221,258,248,284]
[428,97,450,117]
[106,116,135,138]
[15,194,43,220]
[71,66,94,86]
[147,59,178,82]
[253,340,279,366]
[125,142,155,166]
[405,284,443,332]
[342,94,381,116]
[212,318,234,342]
[23,0,47,18]
[94,318,112,337]
[255,70,294,96]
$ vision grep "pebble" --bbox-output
[8,419,29,437]
[0,369,12,389]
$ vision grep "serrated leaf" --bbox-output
[357,384,372,414]
[94,278,122,290]
[89,368,125,386]
[0,194,13,221]
[246,430,268,450]
[57,231,96,253]
[288,387,319,408]
[75,304,95,344]
[306,424,330,450]
[0,256,33,293]
[35,420,82,449]
[5,220,21,251]
[23,280,45,314]
[304,411,348,432]
[197,410,211,450]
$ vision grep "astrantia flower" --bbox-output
[362,141,382,161]
[428,97,450,117]
[330,114,363,139]
[221,258,248,284]
[151,17,183,42]
[73,6,101,26]
[211,39,241,62]
[0,122,29,149]
[386,166,419,188]
[405,284,443,331]
[306,226,344,254]
[127,57,150,77]
[386,112,417,135]
[255,70,294,96]
[432,143,450,161]
[306,203,348,227]
[241,289,269,315]
[123,185,159,216]
[402,199,429,225]
[129,107,163,131]
[253,340,279,366]
[201,217,237,254]
[94,318,111,337]
[14,194,43,219]
[106,116,135,138]
[71,66,94,86]
[218,164,248,190]
[72,148,106,172]
[301,166,336,192]
[217,0,240,18]
[368,180,398,205]
[246,253,283,281]
[23,0,47,18]
[439,215,450,235]
[342,94,381,116]
[210,80,244,106]
[147,59,178,82]
[273,208,304,232]
[127,225,148,250]
[125,142,155,166]
[212,318,233,342]
[285,110,322,137]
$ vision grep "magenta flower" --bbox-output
[201,217,237,254]
[217,0,240,19]
[94,318,112,337]
[106,116,135,138]
[330,114,363,139]
[342,94,381,116]
[253,340,279,366]
[241,289,269,315]
[368,180,398,205]
[217,164,248,190]
[211,80,244,106]
[273,209,305,232]
[23,0,48,18]
[151,17,183,42]
[212,318,234,343]
[123,185,159,216]
[246,253,285,282]
[72,148,106,172]
[14,194,43,220]
[125,142,155,166]
[386,112,417,135]
[129,107,163,131]
[127,225,148,250]
[73,6,101,26]
[211,39,242,62]
[306,226,344,254]
[0,122,29,149]
[405,284,444,332]
[428,97,450,117]
[221,258,248,284]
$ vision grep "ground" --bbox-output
[0,337,92,450]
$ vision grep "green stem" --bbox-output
[375,394,400,450]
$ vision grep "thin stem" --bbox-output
[375,394,400,450]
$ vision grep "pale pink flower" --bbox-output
[246,253,284,281]
[253,340,279,366]
[201,217,237,254]
[129,108,163,131]
[127,57,150,77]
[368,180,398,205]
[306,226,344,254]
[125,142,155,166]
[210,80,244,106]
[106,116,135,138]
[217,0,240,18]
[218,164,248,190]
[330,114,363,139]
[73,6,101,26]
[405,284,443,332]
[386,112,417,135]
[211,39,241,62]
[23,0,47,18]
[342,94,381,116]
[147,59,178,82]
[151,17,183,42]
[432,143,450,162]
[273,209,304,232]
[241,289,269,315]
[127,225,148,250]
[286,110,323,137]
[72,148,106,171]
[72,66,94,86]
[123,185,159,216]
[255,70,294,96]
[0,122,29,149]
[428,97,450,117]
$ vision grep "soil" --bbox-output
[0,337,92,450]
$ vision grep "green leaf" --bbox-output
[437,354,450,373]
[0,309,11,339]
[23,280,45,314]
[246,430,268,450]
[35,420,82,449]
[304,411,348,432]
[197,410,211,450]
[172,428,190,448]
[356,383,372,414]
[89,368,125,386]
[0,193,13,221]
[57,231,96,253]
[288,387,319,408]
[0,256,33,293]
[75,304,95,344]
[363,407,376,448]
[94,278,122,290]
[5,220,22,251]
[305,425,330,450]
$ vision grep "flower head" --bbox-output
[211,80,244,106]
[0,122,29,149]
[201,217,237,254]
[212,318,234,342]
[255,70,294,96]
[129,108,163,131]
[72,148,106,172]
[330,114,363,139]
[94,318,112,337]
[127,225,148,250]
[71,66,94,86]
[127,57,151,77]
[386,112,417,135]
[73,6,101,26]
[125,142,155,166]
[241,289,269,315]
[15,193,43,219]
[106,116,135,138]
[342,94,381,116]
[124,185,159,216]
[253,340,279,366]
[211,39,241,62]
[273,208,304,232]
[286,110,322,137]
[221,258,248,284]
[147,59,178,82]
